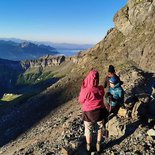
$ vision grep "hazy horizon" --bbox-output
[0,37,94,45]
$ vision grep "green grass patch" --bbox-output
[17,70,56,85]
[1,93,22,102]
[0,92,39,116]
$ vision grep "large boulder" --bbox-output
[131,94,150,119]
[106,116,126,138]
[131,101,147,119]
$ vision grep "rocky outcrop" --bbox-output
[114,0,155,36]
[131,94,150,119]
[80,0,155,73]
[106,116,126,138]
[112,0,155,72]
[21,55,66,69]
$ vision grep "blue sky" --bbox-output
[0,0,127,44]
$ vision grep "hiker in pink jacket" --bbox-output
[79,70,108,152]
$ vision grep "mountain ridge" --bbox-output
[0,40,58,61]
[0,38,94,50]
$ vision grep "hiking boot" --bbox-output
[96,141,101,152]
[86,143,91,152]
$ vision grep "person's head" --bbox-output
[108,65,115,77]
[83,70,99,88]
[109,76,118,88]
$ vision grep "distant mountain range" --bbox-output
[0,38,93,61]
[0,38,93,50]
[0,40,58,61]
[36,42,93,50]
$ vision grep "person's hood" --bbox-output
[82,70,99,88]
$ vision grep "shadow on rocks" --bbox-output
[102,119,146,151]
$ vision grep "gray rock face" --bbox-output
[112,0,155,72]
[21,55,66,69]
[114,5,134,36]
[106,116,126,138]
[114,0,155,36]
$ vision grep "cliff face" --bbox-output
[114,0,155,36]
[75,0,155,73]
[21,55,66,69]
[113,0,155,72]
[0,55,71,91]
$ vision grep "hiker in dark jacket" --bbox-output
[104,76,124,114]
[103,65,123,93]
[79,70,108,152]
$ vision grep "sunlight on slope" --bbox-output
[1,94,22,102]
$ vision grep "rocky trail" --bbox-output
[75,69,155,155]
[0,67,155,155]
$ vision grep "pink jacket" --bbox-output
[78,70,105,112]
